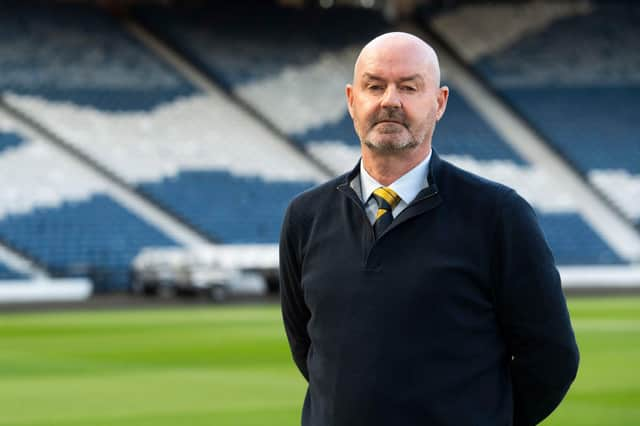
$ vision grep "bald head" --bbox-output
[353,32,441,87]
[345,31,449,177]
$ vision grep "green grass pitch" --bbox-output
[1,296,639,425]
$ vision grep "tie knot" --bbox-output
[372,187,401,210]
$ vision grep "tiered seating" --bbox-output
[0,2,629,268]
[0,1,322,250]
[0,195,176,290]
[429,1,640,228]
[0,260,26,280]
[0,131,23,153]
[135,3,389,89]
[134,3,624,265]
[0,118,177,291]
[139,171,312,244]
[435,91,526,163]
[289,89,528,172]
[538,214,624,265]
[0,0,195,110]
[134,3,389,173]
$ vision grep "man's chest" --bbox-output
[299,206,496,329]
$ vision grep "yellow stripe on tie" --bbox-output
[372,187,401,238]
[376,208,388,220]
[373,187,401,209]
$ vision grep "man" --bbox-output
[279,32,578,426]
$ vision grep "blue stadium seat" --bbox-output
[537,212,624,265]
[496,87,640,174]
[0,132,24,153]
[0,0,196,111]
[436,2,640,228]
[138,170,314,243]
[134,3,390,89]
[433,90,527,164]
[1,1,323,260]
[0,260,27,280]
[0,195,177,291]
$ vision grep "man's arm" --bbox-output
[279,203,312,380]
[494,190,579,426]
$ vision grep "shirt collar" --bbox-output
[359,150,431,204]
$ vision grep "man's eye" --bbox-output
[402,86,417,92]
[368,85,384,91]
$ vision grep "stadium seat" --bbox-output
[0,1,323,249]
[0,260,27,280]
[0,0,195,110]
[0,116,178,291]
[428,1,640,228]
[139,170,313,243]
[0,194,177,291]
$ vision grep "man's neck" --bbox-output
[361,146,431,186]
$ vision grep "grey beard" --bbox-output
[363,137,420,153]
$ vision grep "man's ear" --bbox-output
[436,86,449,121]
[346,84,354,118]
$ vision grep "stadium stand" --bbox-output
[139,171,311,244]
[0,195,177,290]
[0,131,22,153]
[0,0,323,251]
[0,1,195,110]
[134,2,624,265]
[0,0,634,298]
[0,115,178,291]
[133,2,388,173]
[0,260,27,280]
[428,1,640,229]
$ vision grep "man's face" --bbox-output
[346,45,447,155]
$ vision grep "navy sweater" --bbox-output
[280,151,579,426]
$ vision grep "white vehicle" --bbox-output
[131,245,276,301]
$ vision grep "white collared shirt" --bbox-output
[353,151,431,225]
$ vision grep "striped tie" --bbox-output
[372,187,401,238]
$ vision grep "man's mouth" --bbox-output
[374,121,407,131]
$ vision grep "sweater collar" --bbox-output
[337,148,443,229]
[358,150,431,205]
[341,147,444,193]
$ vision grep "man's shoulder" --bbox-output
[284,173,348,224]
[437,157,540,237]
[290,173,346,207]
[438,157,517,205]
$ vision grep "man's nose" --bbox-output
[380,85,401,109]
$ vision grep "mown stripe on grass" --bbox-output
[572,319,640,331]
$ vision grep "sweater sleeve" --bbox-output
[279,202,312,381]
[494,190,579,426]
